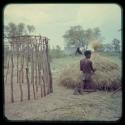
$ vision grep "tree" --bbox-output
[56,45,61,51]
[84,28,93,50]
[93,27,101,39]
[63,25,85,48]
[4,22,36,37]
[101,43,113,52]
[63,26,103,50]
[112,38,120,52]
[17,23,25,36]
[27,25,35,35]
[4,23,17,37]
[49,45,65,59]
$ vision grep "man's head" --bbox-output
[84,50,91,58]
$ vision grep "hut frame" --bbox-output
[4,35,53,103]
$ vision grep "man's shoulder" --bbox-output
[80,58,92,63]
[80,58,85,62]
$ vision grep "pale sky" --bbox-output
[4,4,122,49]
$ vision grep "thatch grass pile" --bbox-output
[59,53,121,91]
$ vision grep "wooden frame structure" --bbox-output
[4,35,53,103]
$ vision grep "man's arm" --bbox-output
[90,61,96,72]
[80,60,83,71]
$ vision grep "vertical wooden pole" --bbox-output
[5,56,10,84]
[39,37,43,98]
[46,38,53,93]
[40,84,43,98]
[10,44,14,103]
[19,69,23,102]
[26,42,30,100]
[17,50,19,84]
[38,63,41,86]
[19,44,23,102]
[26,67,30,100]
[35,45,38,92]
[37,45,40,86]
[40,39,46,97]
[31,45,36,99]
[21,44,24,84]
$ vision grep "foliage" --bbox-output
[4,22,35,37]
[49,45,66,59]
[63,25,85,48]
[63,25,103,50]
[112,38,120,52]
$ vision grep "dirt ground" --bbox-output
[4,56,122,121]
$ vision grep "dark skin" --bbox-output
[85,54,96,72]
[73,53,96,95]
[81,53,96,93]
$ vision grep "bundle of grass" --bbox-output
[59,53,121,91]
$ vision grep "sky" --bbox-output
[4,4,122,49]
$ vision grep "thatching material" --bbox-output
[59,53,121,91]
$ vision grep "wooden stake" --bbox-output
[26,43,30,100]
[10,45,14,103]
[17,53,19,84]
[21,50,24,84]
[19,69,23,102]
[35,45,38,92]
[31,48,36,99]
[5,56,10,84]
[46,39,53,93]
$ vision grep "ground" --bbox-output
[4,53,122,121]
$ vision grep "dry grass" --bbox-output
[59,53,121,91]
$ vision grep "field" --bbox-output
[4,53,122,121]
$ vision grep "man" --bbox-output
[73,50,96,95]
[75,47,83,55]
[80,50,96,92]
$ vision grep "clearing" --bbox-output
[4,54,122,121]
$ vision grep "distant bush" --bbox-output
[48,46,67,61]
[99,51,121,58]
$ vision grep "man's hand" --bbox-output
[93,68,96,72]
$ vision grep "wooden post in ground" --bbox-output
[26,42,30,100]
[31,45,36,99]
[40,40,46,97]
[18,44,23,102]
[45,38,53,93]
[10,44,14,103]
[35,45,38,93]
[40,83,43,98]
[5,56,10,84]
[16,49,19,84]
[21,44,24,84]
[19,69,23,102]
[39,38,43,98]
